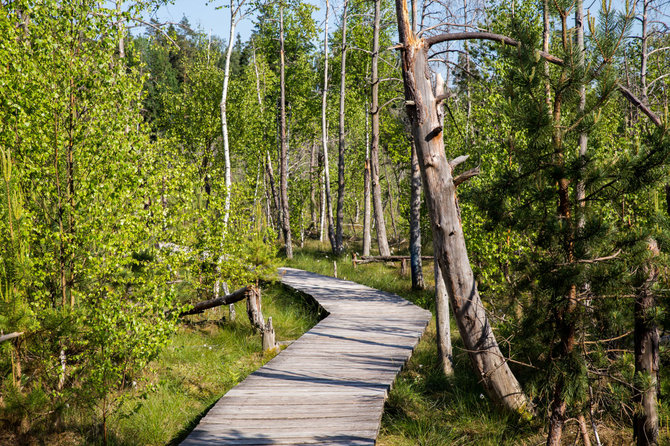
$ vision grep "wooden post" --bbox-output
[246,286,264,331]
[333,260,338,278]
[353,253,358,268]
[400,258,408,276]
[262,317,278,352]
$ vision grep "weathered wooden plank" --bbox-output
[180,267,431,445]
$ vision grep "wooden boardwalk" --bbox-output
[181,267,432,445]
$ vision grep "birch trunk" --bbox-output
[393,0,530,413]
[279,6,293,258]
[310,143,317,229]
[362,103,372,255]
[321,0,336,252]
[220,1,238,229]
[335,0,349,255]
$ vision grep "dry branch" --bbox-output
[453,166,480,186]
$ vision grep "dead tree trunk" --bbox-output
[362,103,372,256]
[634,239,660,446]
[279,6,293,258]
[370,0,391,256]
[335,0,349,255]
[434,259,453,375]
[246,286,265,332]
[179,286,250,317]
[393,1,530,413]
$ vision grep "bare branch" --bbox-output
[453,166,480,186]
[618,84,663,127]
[424,31,564,65]
[449,154,469,168]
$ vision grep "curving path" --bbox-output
[181,267,432,445]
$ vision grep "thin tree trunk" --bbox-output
[251,43,281,235]
[641,0,649,105]
[279,6,292,258]
[409,140,424,290]
[434,258,453,375]
[462,0,471,146]
[335,0,349,255]
[371,0,391,256]
[543,0,551,111]
[67,77,75,308]
[116,1,125,59]
[310,143,317,229]
[320,169,326,242]
[383,156,399,241]
[548,91,576,446]
[221,0,239,229]
[633,239,660,446]
[393,1,531,413]
[321,0,336,252]
[266,151,280,232]
[575,0,587,226]
[362,103,372,256]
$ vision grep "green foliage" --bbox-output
[0,1,277,441]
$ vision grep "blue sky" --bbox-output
[141,0,640,44]
[142,0,327,42]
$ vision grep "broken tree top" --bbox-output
[180,267,431,445]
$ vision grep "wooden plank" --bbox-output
[180,267,431,445]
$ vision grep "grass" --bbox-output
[61,283,318,446]
[287,238,640,446]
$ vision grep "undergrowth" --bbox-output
[27,283,318,446]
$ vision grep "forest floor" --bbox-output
[286,239,645,446]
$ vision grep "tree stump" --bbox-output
[262,317,278,352]
[400,258,408,276]
[246,286,264,332]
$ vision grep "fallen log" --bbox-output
[353,254,433,265]
[0,332,23,343]
[179,286,250,317]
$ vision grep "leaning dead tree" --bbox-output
[393,0,531,413]
[393,0,669,415]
